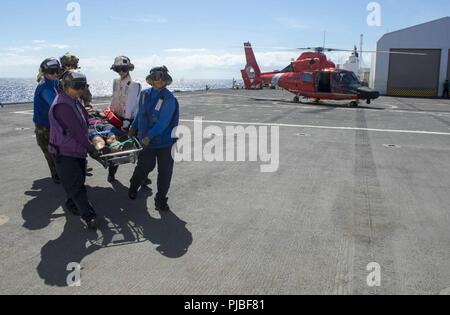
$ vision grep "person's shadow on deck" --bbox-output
[22,179,192,287]
[22,178,66,231]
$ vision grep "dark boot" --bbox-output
[108,174,116,183]
[128,184,139,200]
[142,178,152,187]
[155,198,170,212]
[52,173,61,185]
[84,215,98,230]
[108,166,119,183]
[130,177,152,187]
[65,199,80,216]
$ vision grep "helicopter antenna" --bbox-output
[359,34,363,73]
[323,31,326,48]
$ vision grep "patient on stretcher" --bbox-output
[92,136,106,151]
[106,134,134,153]
[90,133,135,155]
[89,116,136,158]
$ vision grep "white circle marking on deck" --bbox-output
[0,215,10,226]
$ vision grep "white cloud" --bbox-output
[50,44,70,50]
[3,47,26,53]
[164,48,209,53]
[81,56,114,71]
[0,54,40,66]
[1,41,70,55]
[0,46,371,79]
[64,51,298,78]
[109,16,167,24]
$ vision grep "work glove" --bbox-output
[122,119,131,131]
[88,144,101,160]
[128,128,138,139]
[85,104,95,113]
[142,137,152,149]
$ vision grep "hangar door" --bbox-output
[387,49,441,97]
[447,49,450,81]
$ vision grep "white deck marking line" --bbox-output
[180,119,450,136]
[176,93,211,98]
[194,93,450,115]
[11,110,34,115]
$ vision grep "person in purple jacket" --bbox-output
[48,71,101,230]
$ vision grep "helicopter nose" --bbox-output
[357,87,380,100]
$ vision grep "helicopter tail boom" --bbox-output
[242,42,263,89]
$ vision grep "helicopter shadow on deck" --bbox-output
[22,179,193,287]
[298,100,384,111]
[249,96,384,112]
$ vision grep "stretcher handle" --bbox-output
[98,137,143,159]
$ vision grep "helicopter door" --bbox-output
[331,72,343,93]
[317,72,331,93]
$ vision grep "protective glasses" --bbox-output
[65,64,79,70]
[115,66,130,73]
[66,81,87,90]
[47,69,60,75]
[148,71,166,82]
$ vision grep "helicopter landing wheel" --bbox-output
[314,99,320,104]
[350,101,359,107]
[293,96,300,103]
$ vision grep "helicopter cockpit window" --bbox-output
[301,73,313,83]
[280,64,294,73]
[338,71,361,93]
[339,72,360,86]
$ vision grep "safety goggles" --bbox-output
[46,69,60,75]
[66,81,87,90]
[114,66,130,73]
[64,63,79,70]
[148,71,166,82]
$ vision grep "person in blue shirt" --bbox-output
[33,58,61,184]
[128,66,179,212]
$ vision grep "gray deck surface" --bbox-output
[1,89,449,295]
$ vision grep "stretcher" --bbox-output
[88,111,143,169]
[96,137,143,169]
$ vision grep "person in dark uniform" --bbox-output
[48,71,101,230]
[33,58,61,184]
[60,53,95,175]
[128,66,179,212]
[60,53,93,111]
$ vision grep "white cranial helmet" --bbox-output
[111,56,135,72]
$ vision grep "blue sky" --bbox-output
[0,0,449,79]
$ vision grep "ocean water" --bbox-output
[0,78,236,104]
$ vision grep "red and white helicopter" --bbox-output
[241,42,421,106]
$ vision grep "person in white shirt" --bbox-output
[108,56,150,186]
[110,56,141,130]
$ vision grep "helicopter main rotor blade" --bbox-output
[321,48,427,56]
[359,50,428,56]
[286,46,428,56]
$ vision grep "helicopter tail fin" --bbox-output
[241,42,262,89]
